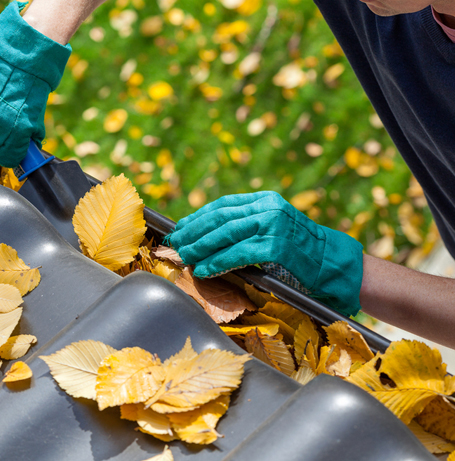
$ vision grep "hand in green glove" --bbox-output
[0,2,71,168]
[168,191,364,317]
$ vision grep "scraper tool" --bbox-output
[14,140,92,250]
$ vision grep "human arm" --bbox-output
[22,0,106,45]
[0,0,106,168]
[360,254,455,349]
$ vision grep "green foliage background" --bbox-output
[1,0,435,265]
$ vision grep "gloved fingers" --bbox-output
[174,191,274,231]
[175,214,268,264]
[191,236,277,278]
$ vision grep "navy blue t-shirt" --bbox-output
[315,0,455,257]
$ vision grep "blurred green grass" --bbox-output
[1,0,436,266]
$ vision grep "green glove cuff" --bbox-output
[311,225,363,317]
[0,1,72,167]
[0,2,72,91]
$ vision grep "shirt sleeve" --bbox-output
[432,7,455,43]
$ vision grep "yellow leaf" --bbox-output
[146,349,250,412]
[315,345,336,376]
[220,323,279,337]
[273,62,307,89]
[121,403,175,438]
[294,316,320,362]
[3,361,32,382]
[104,109,128,133]
[148,82,173,101]
[347,341,453,424]
[96,347,165,410]
[0,283,23,313]
[291,361,316,386]
[260,301,310,330]
[244,283,278,308]
[0,167,26,192]
[448,451,455,461]
[73,174,146,271]
[236,0,262,16]
[163,337,197,367]
[326,348,352,378]
[0,244,41,296]
[142,446,174,461]
[244,328,295,376]
[407,420,455,454]
[0,308,22,348]
[241,312,295,344]
[168,394,230,444]
[290,190,319,212]
[151,260,182,283]
[40,340,117,400]
[303,340,318,373]
[416,396,455,442]
[323,321,374,363]
[0,334,37,360]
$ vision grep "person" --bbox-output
[1,0,455,348]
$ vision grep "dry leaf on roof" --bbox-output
[241,312,295,344]
[220,323,279,337]
[0,284,23,313]
[96,347,165,410]
[175,268,256,323]
[347,341,454,424]
[146,348,250,412]
[0,308,23,348]
[121,403,175,439]
[0,334,37,360]
[0,244,40,296]
[294,316,320,362]
[168,394,230,444]
[291,361,316,386]
[326,348,352,378]
[73,174,146,271]
[324,321,374,363]
[315,345,336,376]
[260,301,309,330]
[142,446,174,461]
[244,283,278,308]
[244,328,295,376]
[40,340,117,400]
[407,420,455,454]
[163,337,198,367]
[153,245,184,267]
[152,260,182,283]
[3,361,32,382]
[416,396,455,442]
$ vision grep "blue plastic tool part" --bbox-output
[14,140,55,181]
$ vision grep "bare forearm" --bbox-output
[22,0,106,45]
[360,254,455,349]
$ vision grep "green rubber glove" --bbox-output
[168,191,364,317]
[0,1,71,168]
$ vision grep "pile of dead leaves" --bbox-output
[4,172,455,457]
[40,337,250,447]
[0,243,40,382]
[67,174,455,457]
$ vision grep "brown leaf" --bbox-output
[153,245,184,267]
[175,268,256,323]
[323,321,374,363]
[244,328,295,376]
[416,396,455,442]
